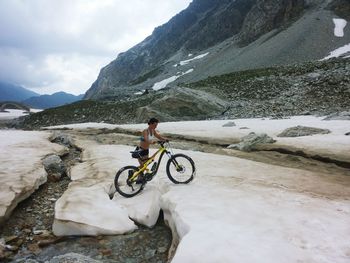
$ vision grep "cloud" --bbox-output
[0,0,192,95]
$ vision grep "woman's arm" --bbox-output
[154,130,168,141]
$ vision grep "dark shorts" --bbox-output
[131,146,149,159]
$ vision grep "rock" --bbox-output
[51,133,74,147]
[307,72,321,79]
[323,111,350,120]
[222,121,236,127]
[227,132,276,151]
[27,243,41,255]
[277,126,331,137]
[46,253,103,263]
[33,229,52,236]
[37,237,64,248]
[42,154,66,181]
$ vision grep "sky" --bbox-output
[0,0,192,95]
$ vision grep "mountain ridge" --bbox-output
[0,81,39,101]
[22,92,83,109]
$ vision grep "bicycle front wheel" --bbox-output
[166,154,195,184]
[114,166,144,198]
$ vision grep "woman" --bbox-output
[136,117,168,166]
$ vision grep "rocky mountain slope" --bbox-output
[84,0,349,100]
[13,57,350,129]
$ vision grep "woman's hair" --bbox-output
[148,118,159,125]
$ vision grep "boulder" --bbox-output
[222,121,236,127]
[277,125,331,137]
[228,132,275,151]
[323,111,350,121]
[51,132,74,147]
[42,155,66,181]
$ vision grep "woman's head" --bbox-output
[148,118,159,129]
[148,118,159,125]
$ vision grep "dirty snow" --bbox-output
[0,109,42,120]
[0,130,65,224]
[3,116,350,262]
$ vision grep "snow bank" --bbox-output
[118,116,350,162]
[53,142,169,235]
[0,130,65,224]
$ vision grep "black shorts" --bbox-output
[131,146,149,159]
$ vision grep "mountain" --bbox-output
[84,0,350,100]
[0,81,39,101]
[14,0,350,128]
[22,92,84,109]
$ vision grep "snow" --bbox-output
[0,109,41,120]
[0,130,65,224]
[321,43,350,60]
[117,116,350,162]
[333,18,347,37]
[3,116,350,262]
[179,52,209,66]
[151,68,194,91]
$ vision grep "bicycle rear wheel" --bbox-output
[166,154,195,184]
[114,166,145,198]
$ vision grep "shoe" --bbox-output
[136,174,145,184]
[144,173,153,181]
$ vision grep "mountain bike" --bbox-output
[114,141,195,198]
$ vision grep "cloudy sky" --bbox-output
[0,0,192,95]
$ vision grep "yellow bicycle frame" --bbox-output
[129,144,167,181]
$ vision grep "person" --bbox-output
[136,117,168,167]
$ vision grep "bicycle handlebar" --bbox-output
[157,140,169,146]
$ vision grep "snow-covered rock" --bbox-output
[0,130,66,225]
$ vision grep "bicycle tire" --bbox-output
[166,154,195,184]
[114,166,145,198]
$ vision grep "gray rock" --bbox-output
[42,155,66,181]
[46,253,102,263]
[345,132,350,136]
[222,121,236,127]
[323,111,350,121]
[307,72,321,79]
[51,133,74,147]
[228,132,275,151]
[277,126,331,137]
